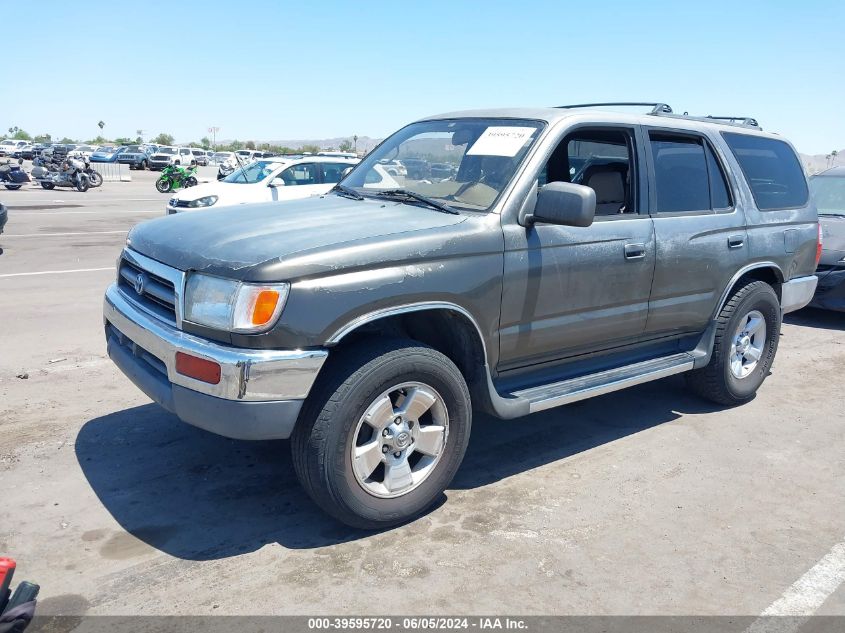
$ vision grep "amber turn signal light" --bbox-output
[251,290,280,326]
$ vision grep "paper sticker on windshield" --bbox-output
[466,126,536,157]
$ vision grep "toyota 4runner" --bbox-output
[104,103,820,529]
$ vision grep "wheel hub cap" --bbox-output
[351,382,449,499]
[730,310,767,379]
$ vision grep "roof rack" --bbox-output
[554,102,762,130]
[556,102,673,115]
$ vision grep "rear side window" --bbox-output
[321,163,351,184]
[650,135,711,213]
[722,133,809,210]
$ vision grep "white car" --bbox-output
[166,156,358,213]
[149,146,195,170]
[68,144,98,159]
[234,149,262,163]
[0,140,28,157]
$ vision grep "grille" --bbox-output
[117,257,178,324]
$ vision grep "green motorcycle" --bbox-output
[155,164,198,193]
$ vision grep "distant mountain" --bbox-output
[799,149,844,175]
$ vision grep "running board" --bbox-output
[508,353,696,414]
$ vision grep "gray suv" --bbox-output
[104,103,819,529]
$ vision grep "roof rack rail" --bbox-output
[705,115,760,128]
[650,111,762,130]
[556,102,673,115]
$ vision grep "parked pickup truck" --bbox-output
[104,103,819,529]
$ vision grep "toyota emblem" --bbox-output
[134,272,147,295]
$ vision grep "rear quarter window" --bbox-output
[722,133,809,211]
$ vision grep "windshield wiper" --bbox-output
[331,184,364,200]
[376,189,459,214]
[818,212,845,218]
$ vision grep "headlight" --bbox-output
[183,273,289,333]
[187,195,218,208]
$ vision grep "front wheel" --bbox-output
[185,176,198,187]
[4,184,21,190]
[75,174,89,192]
[88,171,103,187]
[140,160,148,170]
[41,181,55,190]
[155,177,172,193]
[292,339,471,529]
[686,280,781,406]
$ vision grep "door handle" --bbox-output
[624,243,646,260]
[728,235,745,249]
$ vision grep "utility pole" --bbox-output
[209,127,220,150]
[353,134,358,154]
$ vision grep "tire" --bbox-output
[140,160,148,170]
[155,177,172,193]
[686,280,781,406]
[292,338,472,529]
[4,185,21,190]
[75,175,89,192]
[41,181,54,190]
[174,160,180,166]
[88,171,103,187]
[185,176,198,187]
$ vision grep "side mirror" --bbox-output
[524,181,595,227]
[270,177,285,187]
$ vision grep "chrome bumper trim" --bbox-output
[781,275,818,314]
[104,283,327,401]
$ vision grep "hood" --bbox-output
[127,195,476,281]
[820,215,845,266]
[173,181,231,202]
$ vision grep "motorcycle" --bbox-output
[31,156,90,192]
[0,159,31,190]
[217,161,235,180]
[156,164,198,193]
[78,155,103,187]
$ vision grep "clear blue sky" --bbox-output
[4,0,843,154]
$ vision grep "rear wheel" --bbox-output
[185,176,198,187]
[41,181,54,190]
[140,160,148,170]
[75,175,89,192]
[686,281,781,406]
[155,177,172,193]
[292,339,471,529]
[88,171,103,187]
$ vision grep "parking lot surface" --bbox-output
[0,171,843,616]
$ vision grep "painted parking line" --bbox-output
[0,267,115,279]
[745,539,845,633]
[3,230,128,238]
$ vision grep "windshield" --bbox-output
[341,118,543,212]
[222,160,284,184]
[157,147,176,155]
[126,145,141,152]
[810,176,845,216]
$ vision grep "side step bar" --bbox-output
[508,352,696,414]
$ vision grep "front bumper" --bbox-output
[103,283,328,439]
[808,267,845,312]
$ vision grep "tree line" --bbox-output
[4,126,358,155]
